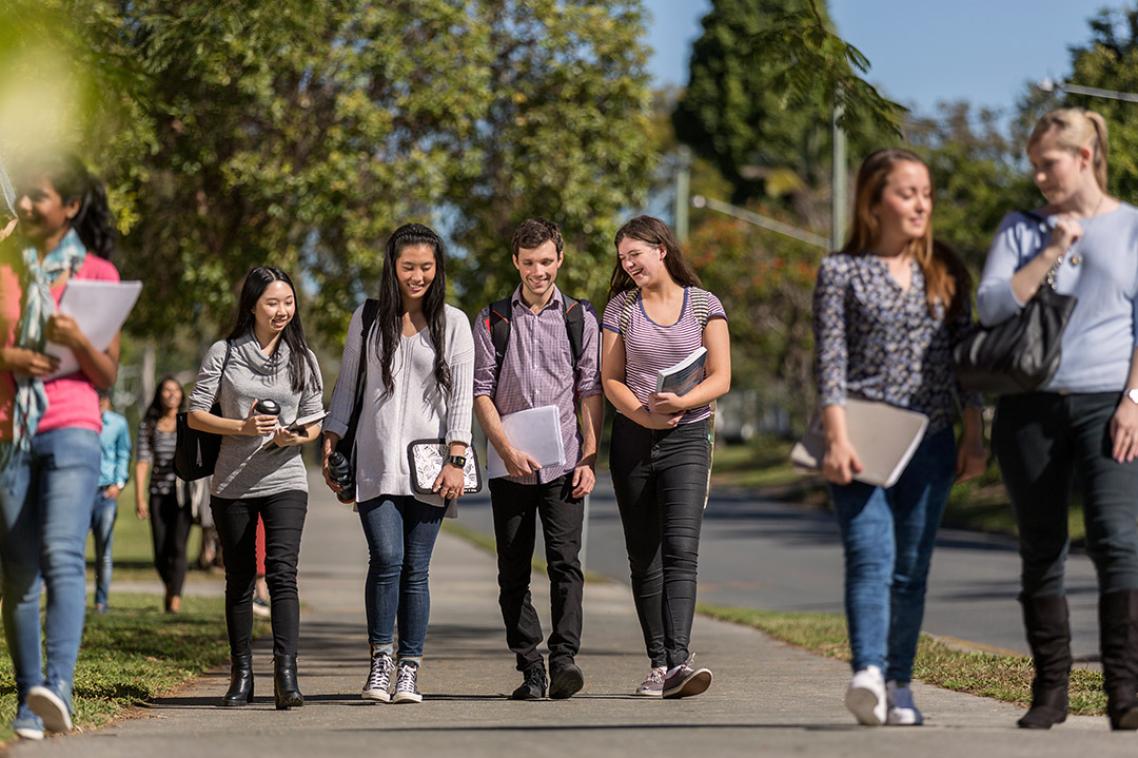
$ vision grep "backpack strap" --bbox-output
[487,297,513,382]
[618,289,637,338]
[561,293,589,371]
[690,287,711,330]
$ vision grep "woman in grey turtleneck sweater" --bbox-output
[188,266,324,711]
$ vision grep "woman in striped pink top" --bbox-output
[600,215,731,700]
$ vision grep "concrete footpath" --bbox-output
[12,478,1138,757]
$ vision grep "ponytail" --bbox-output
[1029,108,1110,192]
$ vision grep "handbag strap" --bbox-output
[1021,210,1065,290]
[343,299,380,458]
[212,340,233,407]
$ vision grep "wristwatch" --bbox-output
[1127,388,1138,405]
[446,454,467,469]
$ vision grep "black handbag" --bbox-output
[174,341,232,481]
[953,212,1078,394]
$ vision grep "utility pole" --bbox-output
[831,98,847,253]
[675,145,691,242]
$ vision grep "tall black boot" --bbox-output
[1016,594,1071,729]
[273,655,304,710]
[1099,589,1138,730]
[221,652,254,707]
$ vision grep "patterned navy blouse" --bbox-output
[812,253,981,433]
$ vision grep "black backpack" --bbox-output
[486,293,595,382]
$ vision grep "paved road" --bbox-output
[456,479,1102,659]
[14,471,1134,758]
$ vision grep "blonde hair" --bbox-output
[840,148,968,318]
[1028,108,1109,191]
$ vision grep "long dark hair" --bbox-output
[226,266,319,394]
[608,215,701,300]
[144,374,185,425]
[375,223,451,396]
[25,154,117,260]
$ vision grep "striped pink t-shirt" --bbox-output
[0,253,121,440]
[602,287,726,425]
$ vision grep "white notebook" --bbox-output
[45,280,143,379]
[487,405,566,479]
[790,399,929,488]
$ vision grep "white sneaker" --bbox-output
[886,681,924,726]
[361,652,394,702]
[634,666,667,697]
[845,666,886,726]
[392,660,422,703]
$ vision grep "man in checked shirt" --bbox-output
[473,218,603,701]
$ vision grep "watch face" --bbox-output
[449,455,467,467]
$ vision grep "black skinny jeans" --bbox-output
[211,490,307,657]
[149,489,192,596]
[610,415,710,669]
[994,391,1138,598]
[489,474,584,671]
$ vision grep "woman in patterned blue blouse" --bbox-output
[812,148,987,727]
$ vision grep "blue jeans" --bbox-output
[89,490,118,608]
[0,428,101,710]
[829,426,955,685]
[358,496,443,660]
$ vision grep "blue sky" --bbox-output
[644,0,1129,116]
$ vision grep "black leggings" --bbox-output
[610,415,710,669]
[149,490,192,596]
[211,490,308,657]
[994,391,1138,598]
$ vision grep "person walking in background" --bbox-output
[0,155,122,739]
[90,390,130,614]
[473,218,602,701]
[978,108,1138,731]
[135,375,191,614]
[324,223,473,705]
[188,266,324,710]
[812,148,986,727]
[600,215,731,699]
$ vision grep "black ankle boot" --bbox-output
[510,662,547,700]
[1017,594,1070,729]
[221,653,254,707]
[1100,590,1138,730]
[273,655,304,710]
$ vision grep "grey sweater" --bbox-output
[189,332,324,499]
[325,303,473,508]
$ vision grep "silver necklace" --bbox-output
[1068,193,1107,268]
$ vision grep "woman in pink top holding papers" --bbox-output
[600,215,730,700]
[0,155,122,740]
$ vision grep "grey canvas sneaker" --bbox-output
[362,652,394,702]
[393,660,423,703]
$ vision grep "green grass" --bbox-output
[699,604,1106,716]
[0,593,231,745]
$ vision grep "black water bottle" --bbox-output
[327,451,355,504]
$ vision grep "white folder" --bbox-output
[45,280,143,379]
[487,405,566,479]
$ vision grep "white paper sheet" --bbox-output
[486,405,566,479]
[45,280,143,379]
